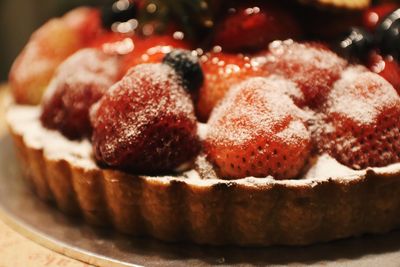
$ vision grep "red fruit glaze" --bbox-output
[91,64,199,174]
[369,52,400,94]
[213,2,301,52]
[120,35,190,77]
[41,49,120,139]
[319,67,400,169]
[362,3,398,31]
[196,51,266,122]
[262,40,347,108]
[205,77,311,180]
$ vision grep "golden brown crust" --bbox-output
[8,119,400,246]
[298,0,370,10]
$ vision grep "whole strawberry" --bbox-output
[263,40,347,109]
[319,67,400,169]
[204,77,311,180]
[91,52,202,174]
[40,49,120,139]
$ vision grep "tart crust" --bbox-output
[6,105,400,246]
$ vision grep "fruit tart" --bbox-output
[6,0,400,246]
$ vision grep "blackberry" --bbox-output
[376,9,400,59]
[163,49,204,91]
[335,27,373,62]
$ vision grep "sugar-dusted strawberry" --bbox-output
[262,40,347,108]
[213,2,301,52]
[91,63,200,174]
[362,3,398,31]
[204,77,311,180]
[368,52,400,94]
[40,49,120,139]
[9,7,102,105]
[196,52,266,122]
[319,67,400,169]
[120,35,191,77]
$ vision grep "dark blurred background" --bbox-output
[0,1,99,82]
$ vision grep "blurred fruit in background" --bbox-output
[0,0,99,82]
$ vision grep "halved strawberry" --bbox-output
[213,2,301,52]
[204,77,311,180]
[196,51,265,122]
[262,40,347,108]
[319,67,400,169]
[91,63,199,174]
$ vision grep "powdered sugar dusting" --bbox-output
[304,154,357,180]
[7,106,95,169]
[326,66,400,125]
[204,76,312,179]
[39,48,121,139]
[7,105,400,185]
[262,40,347,107]
[90,63,199,172]
[207,77,310,146]
[276,119,310,146]
[91,64,195,159]
[42,48,120,104]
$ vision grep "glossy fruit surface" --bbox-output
[196,51,265,121]
[120,35,190,76]
[213,2,301,52]
[362,3,398,31]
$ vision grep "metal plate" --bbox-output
[1,134,400,267]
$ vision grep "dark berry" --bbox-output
[377,14,400,59]
[335,27,373,62]
[163,49,204,91]
[101,0,137,29]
